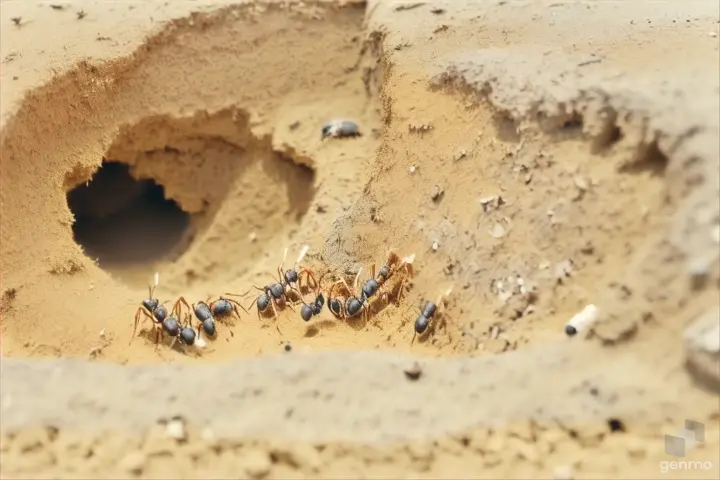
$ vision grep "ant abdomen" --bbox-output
[301,304,314,322]
[415,314,430,334]
[328,298,342,316]
[180,327,196,345]
[162,317,180,337]
[202,318,216,336]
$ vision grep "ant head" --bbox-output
[143,298,159,312]
[284,269,298,285]
[321,124,333,139]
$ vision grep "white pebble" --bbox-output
[165,418,187,440]
[409,165,417,174]
[565,304,599,336]
[432,239,440,251]
[710,32,718,37]
[249,232,257,242]
[712,224,720,244]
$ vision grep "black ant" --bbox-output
[411,288,453,344]
[227,281,296,321]
[327,268,371,322]
[173,295,246,339]
[278,245,318,298]
[130,273,170,345]
[208,296,248,323]
[162,312,199,350]
[373,250,415,303]
[298,273,328,322]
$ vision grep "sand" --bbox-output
[0,0,719,478]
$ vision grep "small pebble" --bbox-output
[432,239,440,251]
[165,417,187,440]
[490,223,506,238]
[284,342,292,352]
[404,362,423,380]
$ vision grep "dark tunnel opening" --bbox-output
[66,162,190,276]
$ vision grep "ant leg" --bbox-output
[340,277,355,298]
[269,300,279,320]
[371,263,376,280]
[278,247,289,284]
[131,308,155,345]
[395,277,409,304]
[173,296,192,319]
[224,297,249,314]
[353,267,363,293]
[283,297,296,312]
[131,308,142,345]
[299,269,318,292]
[226,290,253,297]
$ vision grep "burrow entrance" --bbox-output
[68,162,190,270]
[65,108,317,289]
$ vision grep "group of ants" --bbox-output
[130,246,451,352]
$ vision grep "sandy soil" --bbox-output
[1,0,719,478]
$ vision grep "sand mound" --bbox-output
[1,0,719,478]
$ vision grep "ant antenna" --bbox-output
[295,244,310,267]
[281,247,289,270]
[149,271,160,298]
[354,267,363,291]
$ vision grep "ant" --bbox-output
[130,273,170,345]
[228,281,296,321]
[278,245,318,297]
[163,312,199,350]
[411,287,453,345]
[298,273,328,322]
[374,251,415,303]
[327,268,371,322]
[173,295,247,339]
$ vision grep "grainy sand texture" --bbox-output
[1,0,719,478]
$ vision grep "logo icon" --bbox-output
[665,420,705,457]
